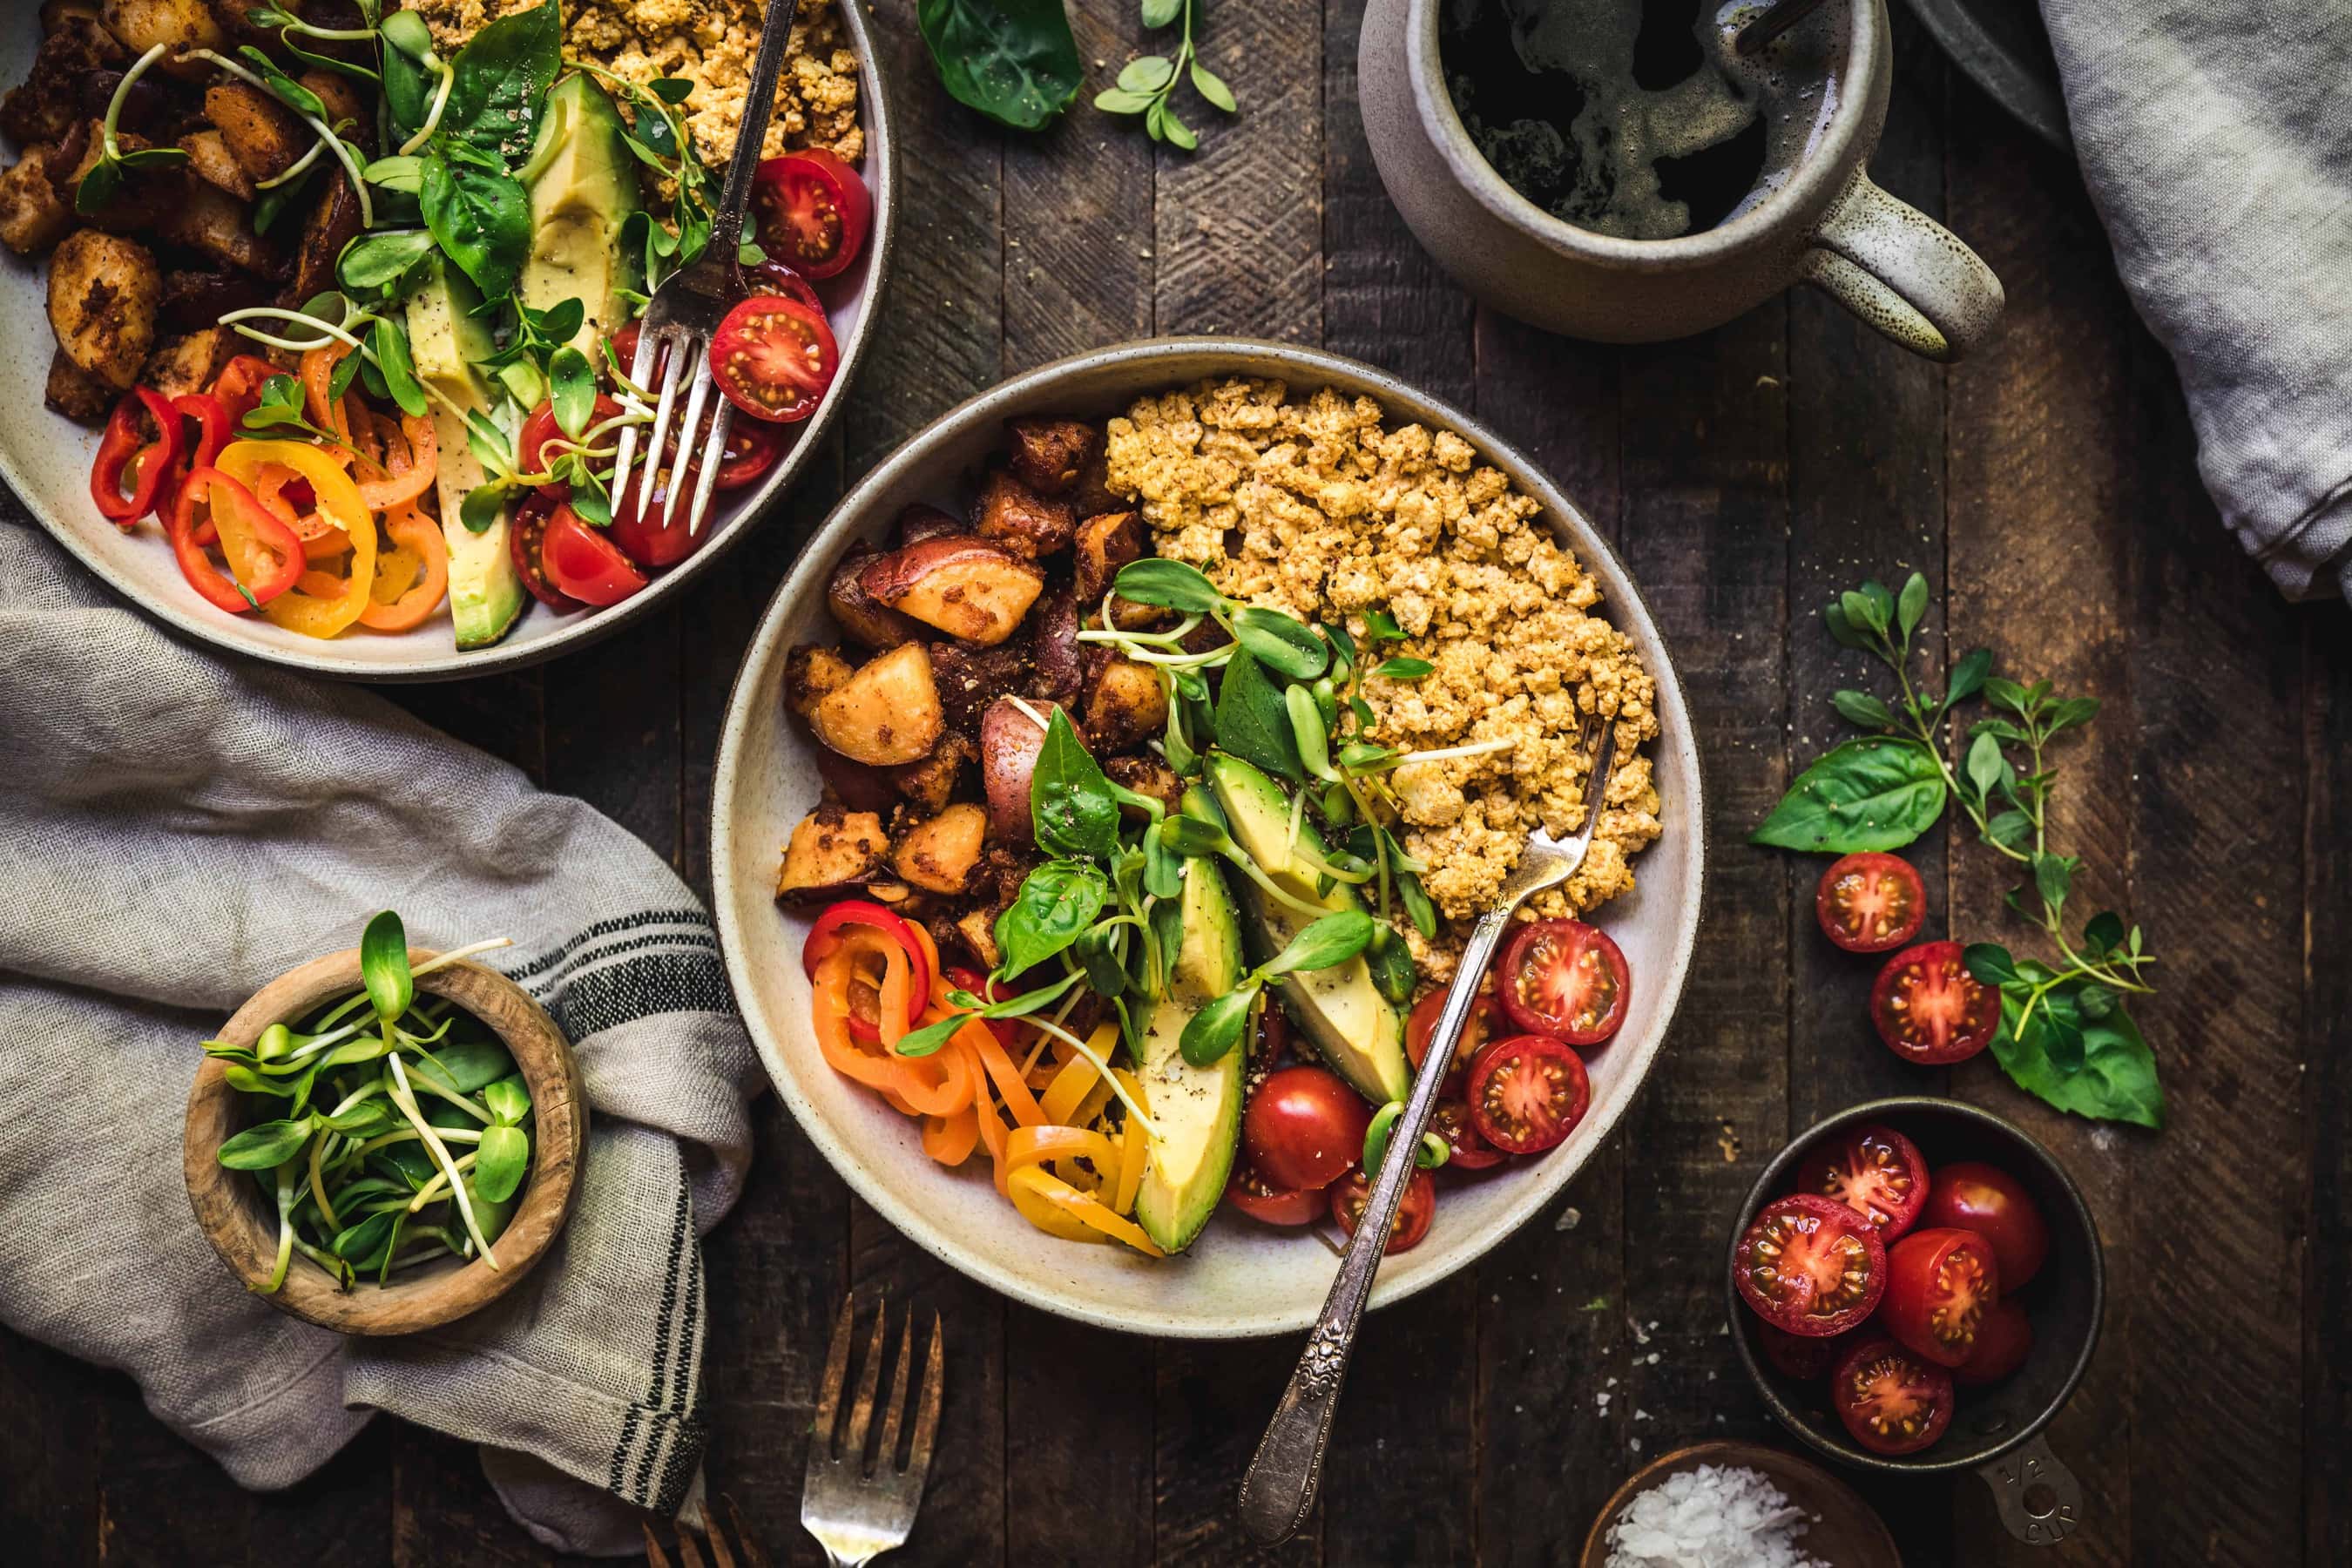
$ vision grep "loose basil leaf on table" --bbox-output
[1990,993,2165,1130]
[916,0,1084,132]
[1749,738,1947,854]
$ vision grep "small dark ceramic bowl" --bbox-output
[1727,1098,2100,1543]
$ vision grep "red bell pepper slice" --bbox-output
[167,466,304,614]
[801,901,935,1044]
[159,392,232,537]
[90,387,183,525]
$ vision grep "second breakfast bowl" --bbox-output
[711,338,1707,1337]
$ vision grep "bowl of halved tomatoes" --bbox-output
[1725,1098,2103,1494]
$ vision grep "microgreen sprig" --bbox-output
[73,44,189,216]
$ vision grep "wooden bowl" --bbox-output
[1578,1440,1901,1568]
[183,949,586,1335]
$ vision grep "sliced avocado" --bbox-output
[1132,790,1247,1254]
[1205,752,1410,1106]
[518,73,645,354]
[405,257,524,649]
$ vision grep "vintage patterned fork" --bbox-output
[610,0,800,537]
[799,1294,944,1566]
[1237,717,1620,1544]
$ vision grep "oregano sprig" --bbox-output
[1094,0,1239,151]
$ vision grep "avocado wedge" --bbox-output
[1204,753,1411,1105]
[404,258,524,649]
[518,73,645,355]
[1132,788,1247,1254]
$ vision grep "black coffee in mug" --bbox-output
[1440,0,1852,240]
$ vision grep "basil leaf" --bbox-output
[916,0,1083,132]
[1963,943,2019,988]
[1750,739,1947,854]
[421,151,530,297]
[360,909,413,1022]
[1992,994,2165,1130]
[1031,708,1120,859]
[217,1118,314,1170]
[1832,689,1896,731]
[2083,910,2126,957]
[1946,647,1992,707]
[1260,911,1375,977]
[650,77,696,105]
[1896,571,1929,638]
[436,0,561,165]
[471,1124,531,1203]
[1192,59,1238,114]
[2033,852,2075,914]
[1964,731,2005,804]
[1213,650,1303,781]
[1233,606,1328,679]
[1179,983,1258,1068]
[994,859,1109,977]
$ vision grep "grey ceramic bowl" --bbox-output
[0,13,896,682]
[711,338,1707,1337]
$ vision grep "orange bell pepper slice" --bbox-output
[360,502,448,632]
[214,439,375,639]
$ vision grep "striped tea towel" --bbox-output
[0,505,759,1556]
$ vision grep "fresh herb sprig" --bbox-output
[1094,0,1238,150]
[209,912,525,1292]
[1754,572,2164,1129]
[73,44,190,216]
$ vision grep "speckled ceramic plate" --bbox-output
[0,10,895,683]
[711,339,1708,1338]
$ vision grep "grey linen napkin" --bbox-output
[2041,0,2352,602]
[0,509,758,1555]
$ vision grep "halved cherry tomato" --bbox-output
[1242,1065,1369,1193]
[1952,1298,2033,1386]
[1815,851,1926,953]
[609,321,656,386]
[1757,1321,1846,1382]
[751,149,871,280]
[750,256,826,314]
[710,294,838,423]
[1794,1123,1929,1242]
[607,472,716,571]
[541,504,650,607]
[1428,1098,1505,1171]
[714,413,785,491]
[1328,1166,1436,1254]
[1733,1193,1887,1337]
[1225,1162,1321,1227]
[1870,940,1998,1064]
[1465,1034,1590,1154]
[1921,1161,2049,1288]
[509,492,583,612]
[210,354,285,429]
[1881,1227,2000,1369]
[1407,987,1494,1094]
[518,395,625,497]
[1497,919,1629,1046]
[1832,1335,1955,1456]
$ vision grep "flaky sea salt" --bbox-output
[1602,1463,1830,1568]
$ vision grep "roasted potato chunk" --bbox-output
[860,535,1043,645]
[176,128,253,200]
[784,644,858,719]
[1072,510,1147,603]
[1105,755,1183,815]
[155,177,283,276]
[103,0,227,63]
[929,639,1033,740]
[814,749,898,814]
[810,643,946,767]
[1031,584,1084,704]
[204,82,304,184]
[892,503,962,547]
[292,172,363,309]
[980,697,1078,844]
[776,804,889,902]
[893,803,990,896]
[889,733,973,815]
[160,267,266,330]
[1004,416,1099,496]
[1081,656,1169,754]
[44,347,115,423]
[2,17,124,149]
[298,71,369,147]
[0,148,73,256]
[971,470,1076,561]
[48,228,159,391]
[953,908,1003,970]
[826,541,919,651]
[43,1,111,30]
[140,326,233,399]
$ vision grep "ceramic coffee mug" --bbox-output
[1359,0,2004,360]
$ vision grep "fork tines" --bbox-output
[808,1293,943,1483]
[612,322,738,538]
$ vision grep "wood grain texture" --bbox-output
[2303,598,2352,1568]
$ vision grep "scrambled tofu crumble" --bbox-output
[1106,379,1665,977]
[414,0,863,168]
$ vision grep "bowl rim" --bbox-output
[711,335,1709,1337]
[1723,1094,2106,1474]
[1577,1438,1901,1568]
[0,4,897,685]
[182,948,586,1335]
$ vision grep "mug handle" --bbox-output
[1801,171,2005,362]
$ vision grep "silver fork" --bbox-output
[800,1294,944,1567]
[1237,718,1622,1544]
[610,0,801,537]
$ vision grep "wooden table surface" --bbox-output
[7,5,2349,1565]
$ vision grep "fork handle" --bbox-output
[1236,902,1523,1544]
[710,0,803,255]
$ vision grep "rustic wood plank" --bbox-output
[2303,598,2352,1568]
[1155,1338,1321,1568]
[541,610,685,868]
[0,1331,98,1563]
[387,669,547,787]
[1004,1307,1154,1568]
[391,1426,554,1568]
[1152,0,1321,341]
[1611,308,1794,1496]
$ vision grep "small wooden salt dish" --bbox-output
[1578,1440,1900,1568]
[183,948,586,1335]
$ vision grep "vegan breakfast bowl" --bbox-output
[711,340,1707,1337]
[0,0,894,680]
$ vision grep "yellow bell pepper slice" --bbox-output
[215,440,375,639]
[1007,1167,1166,1256]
